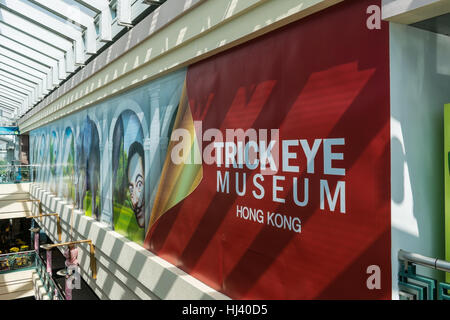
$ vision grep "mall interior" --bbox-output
[0,0,449,300]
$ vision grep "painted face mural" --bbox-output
[127,142,145,228]
[49,131,58,192]
[39,134,47,184]
[112,110,145,243]
[76,116,101,221]
[29,70,184,276]
[62,127,75,202]
[32,135,40,180]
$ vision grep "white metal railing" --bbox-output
[399,249,450,273]
[0,164,38,184]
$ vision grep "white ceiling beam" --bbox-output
[0,60,48,100]
[0,74,36,92]
[1,87,29,113]
[0,92,23,105]
[0,22,66,64]
[0,96,22,107]
[0,65,45,104]
[0,47,51,75]
[74,0,112,42]
[0,21,67,80]
[0,101,17,110]
[0,55,47,82]
[118,0,133,26]
[0,72,39,107]
[0,92,25,112]
[0,81,32,97]
[0,8,75,75]
[0,35,59,86]
[0,64,41,87]
[0,103,16,112]
[0,48,53,91]
[0,72,39,95]
[0,93,24,107]
[0,86,28,99]
[0,0,85,64]
[28,0,98,55]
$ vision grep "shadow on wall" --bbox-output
[390,23,450,295]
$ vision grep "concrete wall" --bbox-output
[382,0,450,24]
[0,269,34,300]
[390,22,450,299]
[0,183,34,219]
[31,185,230,300]
[32,271,50,300]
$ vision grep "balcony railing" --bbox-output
[35,253,65,300]
[398,249,450,300]
[0,250,64,300]
[0,250,35,274]
[0,165,38,184]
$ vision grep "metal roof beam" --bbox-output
[0,55,47,81]
[0,99,17,108]
[0,81,32,97]
[0,59,49,97]
[0,65,44,108]
[0,86,28,99]
[0,72,39,107]
[0,73,36,92]
[0,35,59,86]
[0,64,41,86]
[0,102,17,113]
[0,8,75,74]
[0,7,72,51]
[0,95,23,110]
[0,89,24,102]
[28,0,98,55]
[0,103,20,118]
[0,0,85,64]
[0,48,51,75]
[0,62,46,101]
[0,21,68,78]
[118,0,132,26]
[0,95,22,107]
[74,0,112,42]
[0,103,16,112]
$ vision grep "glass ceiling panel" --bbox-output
[0,0,163,121]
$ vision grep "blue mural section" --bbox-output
[30,69,185,245]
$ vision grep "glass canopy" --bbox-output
[0,0,163,122]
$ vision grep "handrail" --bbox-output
[0,250,35,258]
[0,199,40,202]
[399,249,450,273]
[0,164,37,184]
[27,213,61,241]
[34,252,65,300]
[0,250,36,274]
[40,240,97,280]
[0,165,38,167]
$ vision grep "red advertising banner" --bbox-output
[145,0,391,299]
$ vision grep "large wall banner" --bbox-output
[144,0,391,299]
[31,0,391,299]
[30,70,185,245]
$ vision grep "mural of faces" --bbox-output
[30,69,185,247]
[39,134,47,184]
[62,127,75,202]
[76,116,101,221]
[112,110,145,243]
[50,131,58,193]
[127,142,145,228]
